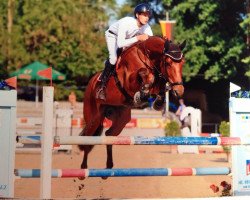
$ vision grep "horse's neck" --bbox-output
[116,43,141,69]
[120,41,141,59]
[116,37,164,71]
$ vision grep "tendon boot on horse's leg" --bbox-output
[96,60,115,101]
[134,84,150,105]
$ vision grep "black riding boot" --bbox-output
[96,60,115,101]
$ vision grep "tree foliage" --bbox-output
[1,0,115,86]
[172,0,246,82]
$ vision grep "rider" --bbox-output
[96,3,153,101]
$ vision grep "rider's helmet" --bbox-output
[134,3,151,18]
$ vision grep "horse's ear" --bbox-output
[179,40,186,51]
[164,39,170,53]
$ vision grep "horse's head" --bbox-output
[162,39,186,98]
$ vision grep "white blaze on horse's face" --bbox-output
[166,57,185,98]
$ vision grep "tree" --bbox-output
[0,0,115,86]
[240,0,250,79]
[172,0,246,83]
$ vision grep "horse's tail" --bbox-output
[78,72,104,151]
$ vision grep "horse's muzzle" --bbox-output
[172,84,184,99]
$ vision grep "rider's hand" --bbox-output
[137,34,149,41]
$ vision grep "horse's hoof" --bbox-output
[79,165,86,180]
[153,100,165,111]
[78,176,85,180]
[153,103,164,111]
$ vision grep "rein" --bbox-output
[136,42,154,71]
[112,71,134,105]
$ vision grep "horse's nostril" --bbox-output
[172,88,184,99]
[172,85,184,97]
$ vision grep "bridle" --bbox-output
[161,53,184,90]
[137,39,184,90]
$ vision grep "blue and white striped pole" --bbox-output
[15,167,231,178]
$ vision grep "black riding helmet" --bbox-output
[134,3,151,18]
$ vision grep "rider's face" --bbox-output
[136,12,150,26]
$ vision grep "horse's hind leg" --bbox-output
[79,122,103,169]
[105,106,131,169]
[79,103,104,169]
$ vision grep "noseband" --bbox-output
[165,81,183,91]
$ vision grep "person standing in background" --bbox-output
[68,91,76,108]
[175,98,186,118]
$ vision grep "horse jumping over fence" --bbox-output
[79,36,186,170]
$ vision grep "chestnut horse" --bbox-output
[79,36,186,169]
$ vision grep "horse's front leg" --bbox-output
[153,93,165,111]
[134,69,154,105]
[153,82,166,111]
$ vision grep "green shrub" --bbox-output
[219,121,231,155]
[219,121,230,137]
[164,121,181,137]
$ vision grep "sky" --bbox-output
[116,0,125,6]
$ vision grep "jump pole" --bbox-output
[15,167,231,178]
[17,135,250,145]
[40,86,54,199]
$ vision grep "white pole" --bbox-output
[165,91,169,113]
[166,11,169,21]
[40,86,54,199]
[0,90,16,198]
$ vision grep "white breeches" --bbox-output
[105,32,118,65]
